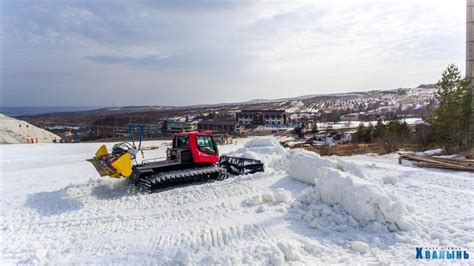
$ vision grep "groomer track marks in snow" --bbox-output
[149,224,272,250]
[5,178,266,238]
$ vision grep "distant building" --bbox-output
[301,120,317,130]
[197,120,240,134]
[340,113,359,122]
[141,123,163,134]
[162,120,192,133]
[289,112,317,121]
[237,110,288,126]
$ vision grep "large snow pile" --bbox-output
[232,137,412,231]
[292,167,413,231]
[289,151,336,184]
[289,152,378,184]
[226,137,290,171]
[285,146,412,231]
[0,114,60,144]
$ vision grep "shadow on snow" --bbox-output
[25,189,83,216]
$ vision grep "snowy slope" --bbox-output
[279,87,436,114]
[0,138,472,264]
[0,114,60,144]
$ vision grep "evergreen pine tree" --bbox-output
[431,65,468,149]
[373,119,386,139]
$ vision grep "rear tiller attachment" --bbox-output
[218,155,264,175]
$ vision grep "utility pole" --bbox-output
[467,0,474,150]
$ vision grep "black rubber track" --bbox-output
[134,166,228,192]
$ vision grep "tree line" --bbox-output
[352,118,411,152]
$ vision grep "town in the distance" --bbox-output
[4,84,436,153]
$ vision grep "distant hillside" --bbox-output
[17,84,438,138]
[267,86,437,115]
[39,84,436,116]
[0,114,61,144]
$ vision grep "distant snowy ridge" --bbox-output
[0,114,60,144]
[75,85,436,115]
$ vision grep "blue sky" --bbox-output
[0,0,466,107]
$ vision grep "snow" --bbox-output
[316,117,424,131]
[226,137,290,172]
[381,175,398,185]
[0,114,60,144]
[289,151,336,184]
[351,241,369,253]
[317,167,411,230]
[415,148,444,156]
[277,241,302,261]
[245,188,292,207]
[1,137,473,264]
[291,167,414,231]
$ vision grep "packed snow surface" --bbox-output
[1,137,473,264]
[0,114,60,144]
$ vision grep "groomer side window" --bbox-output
[174,136,188,148]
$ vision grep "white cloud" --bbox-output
[0,0,466,106]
